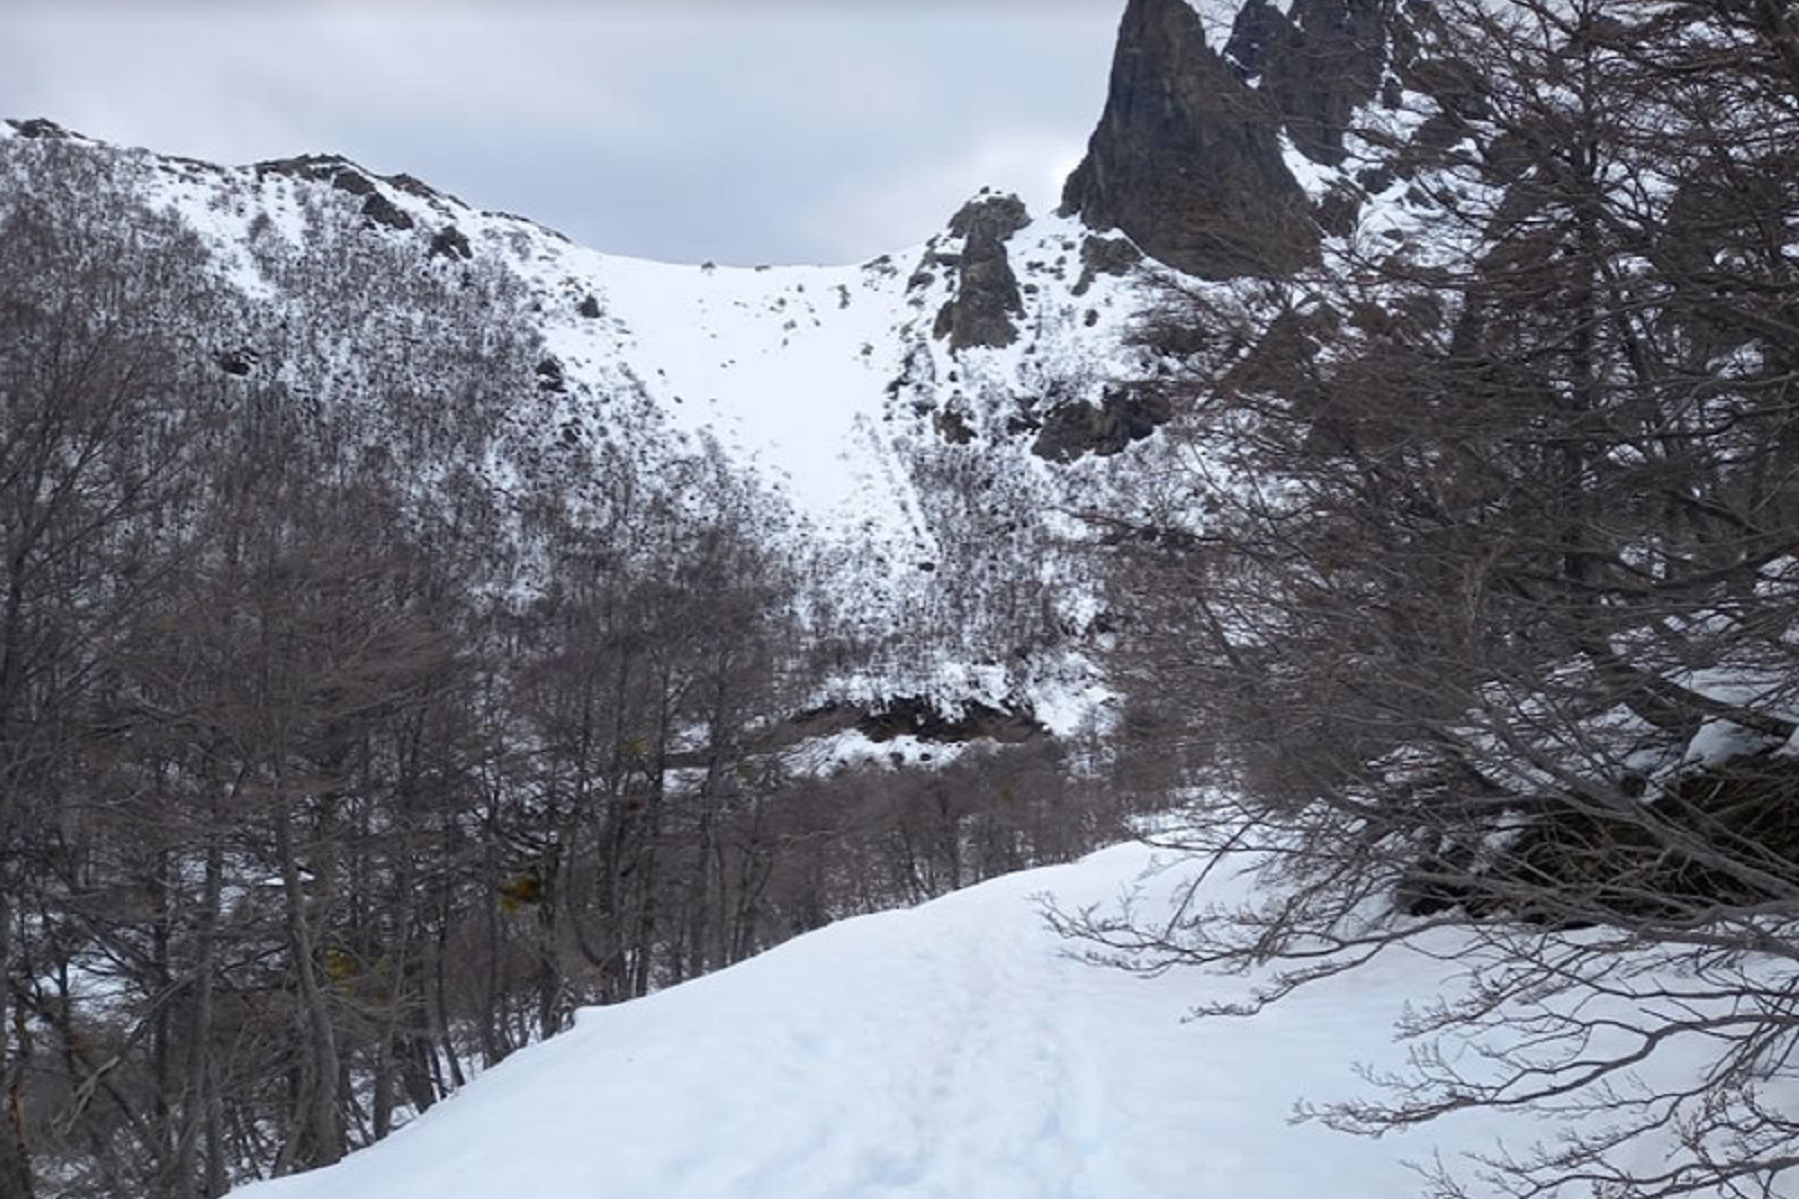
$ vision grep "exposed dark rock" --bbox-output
[929,193,1030,350]
[386,172,447,202]
[1031,385,1172,462]
[1357,163,1397,195]
[1400,54,1490,122]
[1071,234,1144,295]
[1060,0,1317,279]
[8,118,75,140]
[255,153,353,183]
[577,294,603,319]
[1314,181,1363,237]
[332,169,377,197]
[253,155,466,211]
[360,191,414,232]
[931,301,957,342]
[865,696,1042,743]
[214,347,259,377]
[889,343,938,398]
[430,224,472,260]
[1229,0,1459,169]
[1221,307,1328,396]
[1396,752,1799,927]
[792,696,1044,746]
[1393,841,1477,917]
[1223,0,1292,76]
[933,407,976,444]
[947,192,1029,241]
[535,357,566,393]
[1258,0,1390,165]
[164,154,225,177]
[482,210,570,243]
[1403,108,1478,168]
[257,157,442,232]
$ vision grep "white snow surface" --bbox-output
[233,840,1558,1199]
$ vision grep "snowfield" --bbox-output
[234,839,1524,1199]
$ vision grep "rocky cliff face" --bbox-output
[1228,0,1391,166]
[1060,0,1415,279]
[930,193,1031,351]
[1059,0,1318,279]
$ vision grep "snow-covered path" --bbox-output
[236,843,1489,1199]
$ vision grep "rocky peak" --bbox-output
[1237,0,1390,165]
[1060,0,1317,280]
[946,192,1029,242]
[1222,0,1292,77]
[929,192,1031,351]
[5,117,79,140]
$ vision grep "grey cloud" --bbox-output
[0,2,1122,264]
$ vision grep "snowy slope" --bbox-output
[0,120,1166,731]
[229,838,1566,1199]
[0,0,1523,738]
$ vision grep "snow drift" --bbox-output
[229,838,1552,1199]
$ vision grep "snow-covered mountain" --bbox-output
[0,0,1460,739]
[0,116,1176,737]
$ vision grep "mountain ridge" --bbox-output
[0,0,1454,755]
[0,101,1191,738]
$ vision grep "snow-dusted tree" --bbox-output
[0,160,233,1198]
[1080,1,1799,1195]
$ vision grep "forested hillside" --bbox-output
[0,137,1144,1198]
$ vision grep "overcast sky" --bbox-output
[3,3,1126,266]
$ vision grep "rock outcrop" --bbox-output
[1060,0,1317,279]
[1072,234,1143,296]
[930,193,1031,351]
[7,117,77,140]
[1031,385,1172,462]
[1228,0,1390,166]
[790,696,1045,746]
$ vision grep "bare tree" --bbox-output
[0,171,227,1198]
[0,125,1139,1197]
[1077,1,1799,1196]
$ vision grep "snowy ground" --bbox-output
[233,840,1536,1199]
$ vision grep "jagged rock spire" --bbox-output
[1059,0,1317,279]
